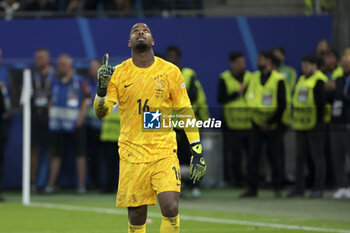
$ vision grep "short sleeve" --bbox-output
[107,67,119,104]
[170,67,191,109]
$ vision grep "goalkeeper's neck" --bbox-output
[131,48,155,69]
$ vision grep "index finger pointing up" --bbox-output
[102,53,109,65]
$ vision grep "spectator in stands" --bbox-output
[271,48,292,186]
[30,48,55,191]
[327,53,350,199]
[331,48,350,81]
[66,0,83,12]
[288,55,327,198]
[320,49,341,80]
[316,50,337,189]
[161,0,202,10]
[84,0,132,11]
[99,105,120,193]
[241,51,289,198]
[84,0,105,10]
[108,0,131,11]
[217,51,252,187]
[316,39,331,57]
[142,0,163,11]
[44,54,90,194]
[305,0,338,16]
[0,0,20,20]
[24,0,57,11]
[272,47,297,91]
[85,59,103,190]
[165,45,209,198]
[345,48,350,55]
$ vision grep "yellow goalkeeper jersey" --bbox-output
[106,56,191,163]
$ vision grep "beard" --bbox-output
[235,70,245,80]
[37,63,46,70]
[305,71,313,78]
[135,42,148,50]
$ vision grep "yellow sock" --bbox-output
[128,222,146,233]
[160,214,180,233]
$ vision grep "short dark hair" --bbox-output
[325,49,339,59]
[229,51,243,62]
[35,47,49,53]
[259,50,270,58]
[272,46,286,56]
[318,39,331,47]
[260,50,281,67]
[166,46,181,58]
[302,54,318,64]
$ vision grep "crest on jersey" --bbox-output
[154,75,165,92]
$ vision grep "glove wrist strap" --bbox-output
[96,81,107,97]
[190,141,200,146]
[190,142,203,156]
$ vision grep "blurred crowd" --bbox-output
[1,39,350,202]
[0,0,202,19]
[0,48,121,198]
[218,40,350,199]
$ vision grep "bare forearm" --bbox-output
[77,99,90,125]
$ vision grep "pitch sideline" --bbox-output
[28,202,350,233]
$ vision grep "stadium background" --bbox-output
[1,0,350,232]
[1,16,332,188]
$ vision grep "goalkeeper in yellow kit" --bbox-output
[94,23,206,233]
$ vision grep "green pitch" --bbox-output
[1,189,350,233]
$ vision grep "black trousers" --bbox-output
[295,129,326,191]
[324,124,335,187]
[86,127,102,189]
[247,127,283,192]
[224,130,252,185]
[330,125,350,188]
[102,141,119,192]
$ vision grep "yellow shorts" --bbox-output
[116,154,181,207]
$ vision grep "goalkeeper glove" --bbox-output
[96,53,115,97]
[189,142,206,184]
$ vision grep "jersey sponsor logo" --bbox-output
[143,109,222,131]
[124,83,133,88]
[143,110,161,129]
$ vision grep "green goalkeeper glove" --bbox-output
[97,53,115,97]
[189,142,206,184]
